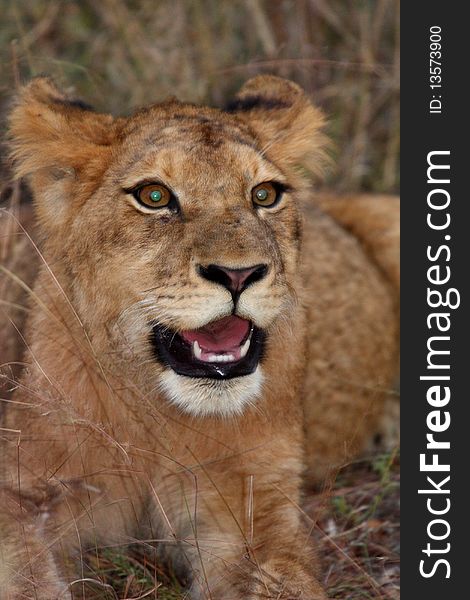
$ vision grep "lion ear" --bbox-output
[8,77,115,178]
[8,78,116,229]
[226,75,329,179]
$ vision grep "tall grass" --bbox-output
[0,0,399,192]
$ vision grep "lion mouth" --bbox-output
[152,315,266,379]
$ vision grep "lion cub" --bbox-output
[0,76,398,599]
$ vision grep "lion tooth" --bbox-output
[207,354,234,363]
[239,337,251,359]
[193,340,202,360]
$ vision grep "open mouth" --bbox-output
[152,315,266,379]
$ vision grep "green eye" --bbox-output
[150,190,162,202]
[252,182,279,208]
[135,184,172,209]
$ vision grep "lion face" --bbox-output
[70,112,300,415]
[9,76,326,416]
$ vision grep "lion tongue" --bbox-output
[181,316,250,353]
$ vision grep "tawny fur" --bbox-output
[0,76,399,599]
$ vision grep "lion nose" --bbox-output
[198,264,268,299]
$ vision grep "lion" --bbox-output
[0,76,399,599]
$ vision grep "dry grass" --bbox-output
[0,0,399,192]
[64,451,399,599]
[311,452,400,600]
[0,2,399,598]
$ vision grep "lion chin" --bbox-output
[159,367,265,417]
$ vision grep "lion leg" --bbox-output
[194,495,326,599]
[0,487,70,599]
[154,469,326,600]
[1,401,147,599]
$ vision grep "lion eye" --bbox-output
[252,182,280,208]
[135,184,172,209]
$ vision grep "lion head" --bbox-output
[8,76,327,417]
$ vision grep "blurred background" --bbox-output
[0,0,399,193]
